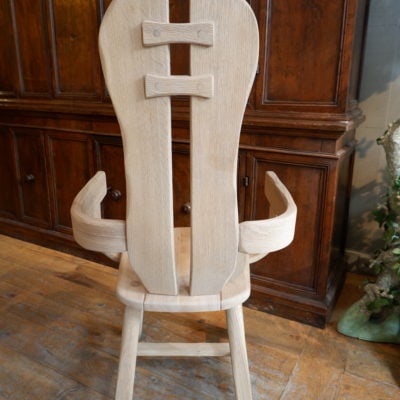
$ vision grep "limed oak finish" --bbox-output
[0,0,369,327]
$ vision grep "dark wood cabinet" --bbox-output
[94,136,126,220]
[46,131,95,232]
[0,128,19,220]
[0,0,369,327]
[14,128,52,228]
[172,142,191,227]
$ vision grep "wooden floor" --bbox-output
[0,235,399,399]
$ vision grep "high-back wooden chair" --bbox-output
[71,0,297,398]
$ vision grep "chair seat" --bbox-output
[117,227,251,312]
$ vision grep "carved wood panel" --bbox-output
[48,0,103,98]
[254,0,365,114]
[172,143,191,227]
[94,135,126,220]
[264,0,345,104]
[13,0,52,96]
[246,151,336,295]
[14,128,52,228]
[46,131,94,232]
[0,0,19,96]
[0,127,19,219]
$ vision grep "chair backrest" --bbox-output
[99,0,259,296]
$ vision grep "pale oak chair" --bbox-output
[71,0,297,399]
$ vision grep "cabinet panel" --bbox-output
[173,143,191,227]
[0,0,19,96]
[14,128,51,227]
[14,0,52,95]
[47,131,94,232]
[49,0,102,97]
[94,136,126,220]
[263,0,344,104]
[169,0,190,76]
[254,0,367,116]
[246,151,332,294]
[0,127,19,219]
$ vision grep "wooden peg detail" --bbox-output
[142,21,214,46]
[145,74,214,98]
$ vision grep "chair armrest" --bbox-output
[71,171,127,260]
[239,171,297,263]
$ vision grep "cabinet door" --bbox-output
[46,131,94,233]
[173,143,191,227]
[0,127,19,220]
[14,128,51,227]
[245,151,336,298]
[94,136,126,220]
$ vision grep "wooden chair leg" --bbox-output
[226,305,252,400]
[115,306,143,400]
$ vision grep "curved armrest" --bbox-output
[239,171,297,263]
[71,171,127,261]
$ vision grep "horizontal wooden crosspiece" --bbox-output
[145,74,214,98]
[142,21,214,46]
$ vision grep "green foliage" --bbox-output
[367,297,393,312]
[366,126,400,317]
[393,178,400,192]
[365,169,400,313]
[366,287,400,313]
[371,176,400,277]
[372,204,400,248]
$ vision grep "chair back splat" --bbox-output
[99,0,259,296]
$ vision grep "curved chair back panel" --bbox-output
[99,0,176,295]
[99,0,259,296]
[190,0,259,295]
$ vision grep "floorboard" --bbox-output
[0,235,399,399]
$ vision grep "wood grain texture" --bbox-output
[14,128,51,227]
[99,0,178,295]
[49,0,102,97]
[13,0,51,95]
[115,306,143,400]
[94,136,126,220]
[0,128,18,219]
[227,305,252,399]
[2,236,400,399]
[239,171,297,263]
[0,0,19,95]
[142,21,214,46]
[145,74,214,98]
[264,0,344,104]
[116,228,251,313]
[190,0,259,295]
[137,342,230,357]
[71,171,126,260]
[47,130,95,232]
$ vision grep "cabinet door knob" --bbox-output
[25,174,35,183]
[181,202,191,214]
[109,189,122,201]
